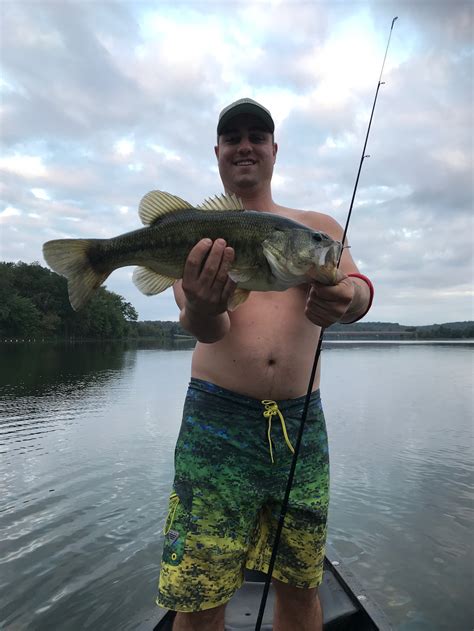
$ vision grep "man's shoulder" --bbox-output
[275,205,343,239]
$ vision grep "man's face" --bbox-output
[214,114,278,196]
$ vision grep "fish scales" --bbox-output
[94,209,279,277]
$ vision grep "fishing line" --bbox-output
[254,17,398,630]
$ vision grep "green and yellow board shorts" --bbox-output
[157,378,329,612]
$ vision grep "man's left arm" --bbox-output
[304,214,374,328]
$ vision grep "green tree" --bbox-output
[0,261,138,340]
[0,294,41,337]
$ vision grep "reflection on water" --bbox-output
[1,342,191,630]
[1,342,473,630]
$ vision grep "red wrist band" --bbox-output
[345,273,374,323]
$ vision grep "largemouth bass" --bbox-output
[43,190,342,311]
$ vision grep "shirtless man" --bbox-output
[157,98,373,631]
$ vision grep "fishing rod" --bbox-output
[254,16,398,630]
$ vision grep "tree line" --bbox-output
[326,320,474,339]
[1,261,191,341]
[1,261,138,340]
[130,320,191,339]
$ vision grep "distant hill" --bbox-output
[130,320,474,341]
[325,321,474,339]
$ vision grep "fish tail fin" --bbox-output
[43,239,110,310]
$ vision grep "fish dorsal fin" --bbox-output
[139,190,194,226]
[196,193,245,212]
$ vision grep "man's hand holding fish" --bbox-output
[178,238,236,343]
[306,272,372,328]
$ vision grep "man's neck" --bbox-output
[225,188,276,213]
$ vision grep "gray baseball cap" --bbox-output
[217,98,275,135]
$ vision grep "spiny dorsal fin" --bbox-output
[196,193,245,212]
[139,190,194,226]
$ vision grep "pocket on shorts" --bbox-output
[162,487,192,567]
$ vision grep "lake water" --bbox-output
[1,341,473,630]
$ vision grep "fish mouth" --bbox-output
[307,242,343,284]
[317,243,341,267]
[329,242,343,265]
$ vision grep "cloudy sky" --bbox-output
[1,0,472,325]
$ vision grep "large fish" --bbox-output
[43,190,342,311]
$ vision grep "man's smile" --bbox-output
[234,159,256,166]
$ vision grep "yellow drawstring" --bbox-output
[163,492,179,535]
[261,400,295,463]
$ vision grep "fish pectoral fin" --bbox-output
[228,288,250,311]
[227,266,256,283]
[196,193,245,212]
[138,191,194,226]
[132,267,177,295]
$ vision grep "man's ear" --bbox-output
[214,145,219,159]
[273,142,278,163]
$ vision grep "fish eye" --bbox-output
[312,233,323,242]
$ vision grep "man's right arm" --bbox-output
[173,238,236,344]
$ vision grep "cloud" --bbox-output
[0,154,48,178]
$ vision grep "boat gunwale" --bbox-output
[324,544,392,630]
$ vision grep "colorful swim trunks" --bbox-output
[157,378,329,612]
